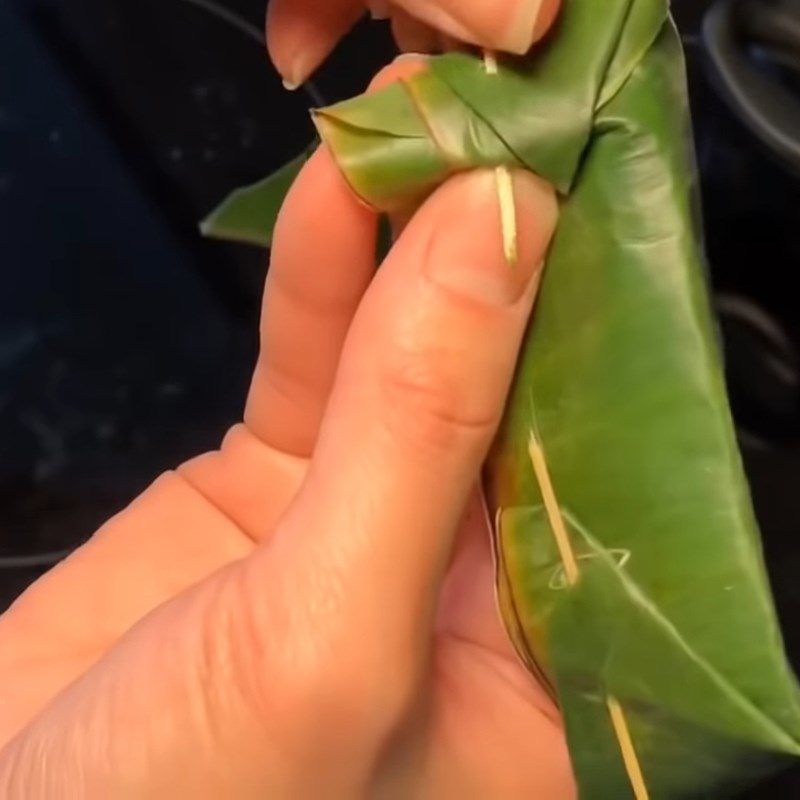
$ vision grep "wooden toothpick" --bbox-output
[495,166,518,266]
[527,433,649,800]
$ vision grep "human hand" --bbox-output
[267,0,562,89]
[0,57,571,799]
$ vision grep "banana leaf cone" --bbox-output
[202,0,800,795]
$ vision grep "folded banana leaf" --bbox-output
[202,0,800,795]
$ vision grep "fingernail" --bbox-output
[425,169,556,307]
[368,0,391,20]
[502,0,544,54]
[395,52,428,63]
[282,50,318,92]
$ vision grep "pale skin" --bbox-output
[0,3,576,796]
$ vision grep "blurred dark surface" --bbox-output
[2,0,800,795]
[0,0,391,600]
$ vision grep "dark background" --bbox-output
[0,0,391,601]
[2,0,800,795]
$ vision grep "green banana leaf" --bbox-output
[202,0,800,795]
[200,150,310,247]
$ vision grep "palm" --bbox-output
[0,112,571,792]
[0,428,566,793]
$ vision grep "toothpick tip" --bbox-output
[607,697,650,800]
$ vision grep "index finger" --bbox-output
[266,0,364,90]
[267,0,562,89]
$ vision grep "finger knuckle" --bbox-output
[379,342,499,452]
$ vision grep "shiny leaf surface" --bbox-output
[203,1,800,794]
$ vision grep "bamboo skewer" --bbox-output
[487,52,517,267]
[495,166,519,265]
[528,435,650,800]
[486,49,649,798]
[607,696,650,799]
[528,435,580,583]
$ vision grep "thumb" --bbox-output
[273,168,558,676]
[391,0,562,53]
[0,171,557,798]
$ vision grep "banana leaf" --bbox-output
[202,0,800,795]
[199,150,310,247]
